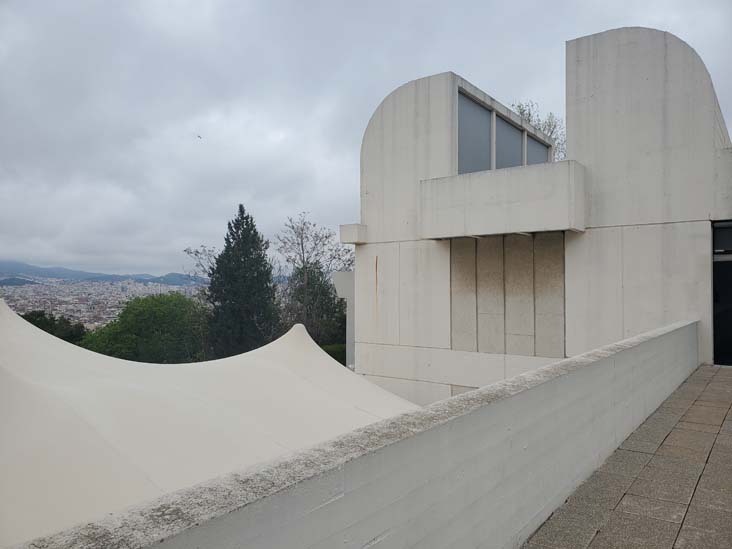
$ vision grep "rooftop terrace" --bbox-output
[525,365,732,549]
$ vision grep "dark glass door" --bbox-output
[713,222,732,365]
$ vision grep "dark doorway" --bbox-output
[713,222,732,365]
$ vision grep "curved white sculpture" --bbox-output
[0,300,418,547]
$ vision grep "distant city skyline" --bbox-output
[1,0,730,274]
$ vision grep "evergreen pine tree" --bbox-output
[207,205,279,357]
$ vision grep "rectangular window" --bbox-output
[527,135,550,165]
[458,93,491,174]
[495,116,523,169]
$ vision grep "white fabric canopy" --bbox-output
[0,300,417,547]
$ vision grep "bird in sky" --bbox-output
[196,135,202,139]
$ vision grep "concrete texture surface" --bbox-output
[355,341,554,404]
[525,365,732,549]
[420,160,585,239]
[451,237,478,351]
[477,235,505,353]
[565,27,730,364]
[347,27,731,396]
[0,300,418,547]
[22,320,697,548]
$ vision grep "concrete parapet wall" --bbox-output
[26,321,699,549]
[420,160,585,239]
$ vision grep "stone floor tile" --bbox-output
[567,472,635,510]
[681,406,727,426]
[714,433,732,451]
[638,462,702,483]
[662,398,695,407]
[620,436,660,454]
[598,450,651,478]
[675,421,719,434]
[588,511,680,548]
[696,463,732,492]
[647,454,705,477]
[629,424,673,444]
[663,429,716,453]
[682,503,732,535]
[674,525,732,549]
[655,443,710,464]
[707,446,732,467]
[616,494,687,523]
[644,414,682,428]
[627,475,697,504]
[720,421,732,434]
[659,401,694,413]
[695,400,731,409]
[528,508,607,549]
[558,498,614,526]
[649,409,685,423]
[690,484,732,512]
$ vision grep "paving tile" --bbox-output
[714,432,732,452]
[598,450,651,478]
[675,421,719,434]
[528,507,608,549]
[675,525,732,548]
[559,498,615,526]
[659,401,694,413]
[638,462,702,483]
[681,406,727,426]
[648,409,685,423]
[620,436,660,454]
[646,454,705,477]
[616,494,687,523]
[682,503,732,534]
[655,443,710,464]
[707,446,732,468]
[588,511,680,548]
[627,475,697,504]
[695,400,731,409]
[662,398,695,408]
[633,424,674,444]
[663,429,716,453]
[567,472,635,510]
[720,421,732,434]
[696,463,732,492]
[691,483,732,512]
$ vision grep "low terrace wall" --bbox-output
[26,321,699,549]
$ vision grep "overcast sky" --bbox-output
[1,0,730,275]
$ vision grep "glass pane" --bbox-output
[495,116,523,169]
[714,226,732,253]
[458,93,491,174]
[527,135,549,165]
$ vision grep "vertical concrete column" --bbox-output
[505,234,535,356]
[534,232,565,358]
[477,236,505,353]
[522,130,528,166]
[450,238,477,351]
[490,111,497,170]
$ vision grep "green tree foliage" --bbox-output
[21,310,87,345]
[80,293,210,363]
[275,212,352,346]
[282,262,346,345]
[207,204,279,357]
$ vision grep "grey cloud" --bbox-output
[1,0,730,274]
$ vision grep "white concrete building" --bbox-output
[3,26,729,549]
[342,27,732,405]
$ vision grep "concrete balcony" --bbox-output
[420,160,586,239]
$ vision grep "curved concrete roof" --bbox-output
[0,300,418,547]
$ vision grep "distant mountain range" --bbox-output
[0,260,206,286]
[0,276,40,287]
